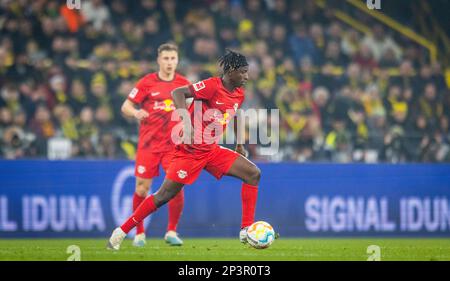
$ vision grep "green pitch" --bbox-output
[0,238,449,261]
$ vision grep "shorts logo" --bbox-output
[192,81,205,91]
[129,88,138,98]
[137,165,146,174]
[177,170,187,179]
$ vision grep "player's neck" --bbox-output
[221,77,236,92]
[158,71,175,82]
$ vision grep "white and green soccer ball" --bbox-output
[246,221,275,249]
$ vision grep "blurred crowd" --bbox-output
[0,0,449,162]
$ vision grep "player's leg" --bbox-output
[205,147,261,243]
[165,188,184,245]
[128,178,184,229]
[107,178,184,250]
[132,177,152,247]
[225,154,261,231]
[132,149,160,247]
[108,147,205,250]
[161,152,184,246]
[226,154,261,186]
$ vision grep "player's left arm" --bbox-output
[171,85,193,111]
[234,110,248,157]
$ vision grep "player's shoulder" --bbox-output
[137,72,158,85]
[209,76,221,83]
[191,76,220,91]
[208,77,244,96]
[206,76,222,88]
[174,73,191,84]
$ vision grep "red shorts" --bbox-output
[135,147,174,179]
[166,145,240,185]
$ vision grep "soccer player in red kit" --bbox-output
[120,43,189,247]
[108,50,260,250]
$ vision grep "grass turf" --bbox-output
[0,238,449,261]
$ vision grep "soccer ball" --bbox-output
[246,221,275,249]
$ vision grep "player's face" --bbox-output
[229,66,249,88]
[157,50,179,75]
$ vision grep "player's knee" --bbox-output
[247,166,261,186]
[135,179,150,197]
[154,193,174,207]
[154,187,179,207]
[153,194,166,207]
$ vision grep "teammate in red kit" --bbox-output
[108,50,260,250]
[120,43,189,247]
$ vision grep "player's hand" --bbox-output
[235,144,248,158]
[133,109,149,121]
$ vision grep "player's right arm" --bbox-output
[122,79,150,121]
[171,86,194,143]
[121,99,149,121]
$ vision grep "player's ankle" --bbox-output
[166,230,177,236]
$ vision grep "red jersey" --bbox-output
[128,72,190,152]
[182,77,245,152]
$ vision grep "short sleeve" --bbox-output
[177,74,191,86]
[128,77,149,104]
[188,78,217,100]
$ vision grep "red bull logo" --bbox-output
[153,99,176,112]
[208,111,232,126]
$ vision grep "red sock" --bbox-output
[133,193,146,235]
[241,183,258,228]
[167,188,184,232]
[121,195,158,234]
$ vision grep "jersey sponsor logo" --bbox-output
[129,88,139,98]
[151,92,160,96]
[137,165,146,174]
[211,111,231,125]
[192,81,206,91]
[177,170,187,179]
[215,101,224,105]
[153,99,176,112]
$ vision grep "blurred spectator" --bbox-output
[353,44,377,71]
[325,118,352,162]
[416,83,444,128]
[53,104,78,141]
[362,24,403,62]
[1,126,32,159]
[78,106,98,140]
[341,29,360,58]
[289,24,317,64]
[81,0,111,31]
[97,132,121,158]
[29,105,55,140]
[381,101,410,162]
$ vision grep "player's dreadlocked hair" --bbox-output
[218,49,248,73]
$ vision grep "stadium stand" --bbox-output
[0,0,449,163]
